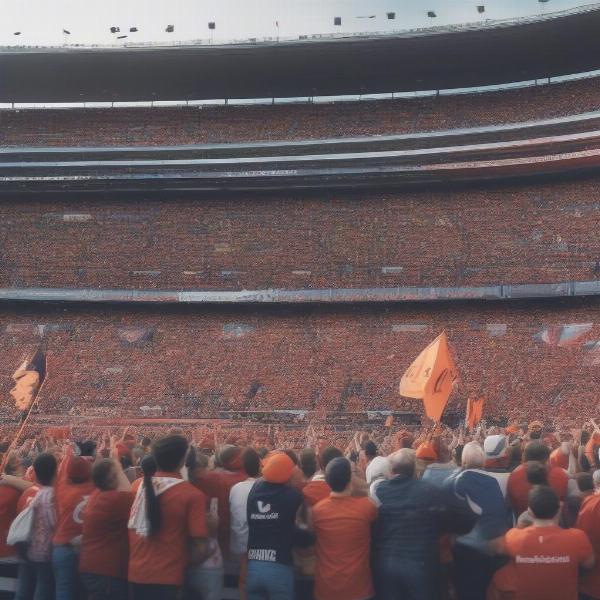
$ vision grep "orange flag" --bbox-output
[10,362,40,411]
[9,350,45,412]
[399,331,459,422]
[466,396,485,430]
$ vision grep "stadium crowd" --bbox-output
[2,77,600,148]
[0,419,600,600]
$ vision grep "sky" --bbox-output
[1,0,595,48]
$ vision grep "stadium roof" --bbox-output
[2,2,600,101]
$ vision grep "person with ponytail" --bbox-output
[128,435,209,600]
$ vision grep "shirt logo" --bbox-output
[257,501,271,514]
[73,496,90,524]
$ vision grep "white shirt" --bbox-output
[229,478,256,555]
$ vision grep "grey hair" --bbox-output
[388,448,416,477]
[462,441,485,469]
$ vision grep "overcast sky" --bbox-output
[1,0,594,48]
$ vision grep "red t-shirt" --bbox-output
[576,494,600,598]
[53,481,95,545]
[215,470,246,558]
[507,464,568,516]
[17,485,40,513]
[312,495,378,600]
[0,487,21,558]
[303,479,330,507]
[128,471,208,586]
[80,490,134,579]
[504,525,593,600]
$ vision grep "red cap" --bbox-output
[416,441,438,461]
[262,452,295,484]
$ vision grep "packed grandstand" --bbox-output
[3,1,600,599]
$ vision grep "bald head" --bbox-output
[389,448,416,478]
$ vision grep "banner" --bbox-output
[466,396,485,430]
[399,331,458,422]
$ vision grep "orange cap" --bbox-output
[262,452,295,484]
[549,447,569,470]
[415,441,438,461]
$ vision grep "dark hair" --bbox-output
[33,453,57,486]
[257,447,269,460]
[92,459,116,491]
[525,461,548,486]
[77,440,97,458]
[364,441,378,458]
[325,457,352,493]
[242,448,260,478]
[453,444,464,466]
[580,454,592,472]
[523,442,550,463]
[140,454,157,478]
[348,450,359,464]
[153,435,188,472]
[120,454,133,470]
[141,437,152,448]
[283,449,298,466]
[144,436,188,536]
[576,472,594,494]
[528,485,560,519]
[319,446,343,470]
[581,431,591,445]
[529,430,542,440]
[299,448,317,479]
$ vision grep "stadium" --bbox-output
[3,1,600,599]
[3,0,600,441]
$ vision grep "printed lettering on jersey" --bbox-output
[516,555,571,564]
[248,549,277,561]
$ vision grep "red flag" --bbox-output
[399,331,459,422]
[466,396,485,430]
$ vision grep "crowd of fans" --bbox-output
[2,77,600,148]
[1,419,600,599]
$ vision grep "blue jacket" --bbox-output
[373,474,475,566]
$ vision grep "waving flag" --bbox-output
[10,349,45,411]
[466,396,485,430]
[399,331,459,422]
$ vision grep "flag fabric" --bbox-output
[9,350,45,411]
[466,396,485,430]
[10,362,40,411]
[399,331,458,422]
